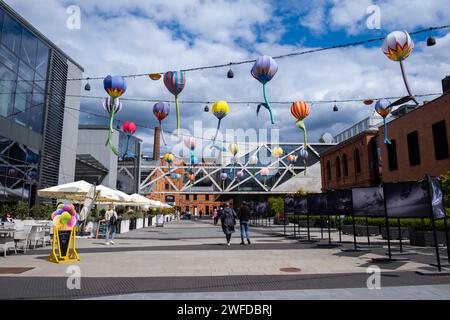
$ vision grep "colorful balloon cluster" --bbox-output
[51,204,79,231]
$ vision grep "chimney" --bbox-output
[442,75,450,94]
[153,127,161,160]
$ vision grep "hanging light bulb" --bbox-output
[333,101,338,112]
[204,103,209,112]
[84,77,91,91]
[227,63,234,78]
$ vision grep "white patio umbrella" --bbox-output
[38,180,93,201]
[130,193,152,205]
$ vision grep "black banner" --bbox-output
[284,196,295,215]
[307,194,327,216]
[294,195,307,215]
[326,189,352,216]
[351,187,385,217]
[384,181,431,218]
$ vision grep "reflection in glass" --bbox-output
[20,28,38,67]
[2,13,22,54]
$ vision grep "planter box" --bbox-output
[342,225,380,236]
[136,218,144,229]
[380,227,410,240]
[119,219,130,234]
[409,231,448,247]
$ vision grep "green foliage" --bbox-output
[295,189,308,196]
[268,197,283,214]
[441,170,450,210]
[30,204,53,220]
[14,201,31,220]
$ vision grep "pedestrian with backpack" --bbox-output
[104,204,118,245]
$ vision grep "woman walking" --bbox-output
[220,203,237,246]
[213,208,219,225]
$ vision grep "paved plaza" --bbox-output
[1,220,450,299]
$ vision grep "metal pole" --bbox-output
[320,217,324,239]
[328,214,331,244]
[397,218,403,253]
[383,186,392,259]
[444,215,450,265]
[307,214,310,241]
[365,215,371,246]
[338,215,342,243]
[352,215,357,251]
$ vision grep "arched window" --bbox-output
[343,153,348,177]
[354,148,361,174]
[336,156,341,179]
[326,160,331,181]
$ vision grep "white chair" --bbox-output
[28,225,45,249]
[43,226,52,246]
[14,225,32,253]
[0,236,17,257]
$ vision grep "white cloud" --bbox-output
[4,0,450,155]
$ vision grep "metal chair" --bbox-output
[28,225,45,249]
[0,235,17,257]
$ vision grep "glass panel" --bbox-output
[28,103,43,133]
[0,8,4,42]
[18,59,34,81]
[20,28,37,67]
[2,13,21,54]
[0,44,18,73]
[12,79,32,127]
[35,40,49,77]
[0,63,15,118]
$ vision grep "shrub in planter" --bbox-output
[30,204,53,220]
[14,201,31,220]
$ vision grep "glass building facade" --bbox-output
[0,2,83,206]
[117,131,141,194]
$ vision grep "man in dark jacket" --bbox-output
[220,203,237,246]
[238,202,251,245]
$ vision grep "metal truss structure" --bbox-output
[137,143,335,195]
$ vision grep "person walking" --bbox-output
[238,202,251,245]
[104,205,118,245]
[220,203,237,246]
[213,208,219,225]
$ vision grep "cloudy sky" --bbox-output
[6,0,450,156]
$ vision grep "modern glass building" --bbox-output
[0,2,83,206]
[117,131,142,194]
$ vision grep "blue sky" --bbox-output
[6,0,450,156]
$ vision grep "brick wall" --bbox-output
[379,96,450,182]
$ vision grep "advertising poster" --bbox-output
[284,196,295,215]
[430,176,445,219]
[384,181,431,218]
[294,195,308,215]
[327,189,352,216]
[307,194,327,216]
[351,187,385,217]
[255,202,269,217]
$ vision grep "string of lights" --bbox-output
[4,90,446,149]
[0,24,448,83]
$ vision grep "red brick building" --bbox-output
[320,94,450,190]
[379,94,450,182]
[320,129,380,191]
[146,156,231,217]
